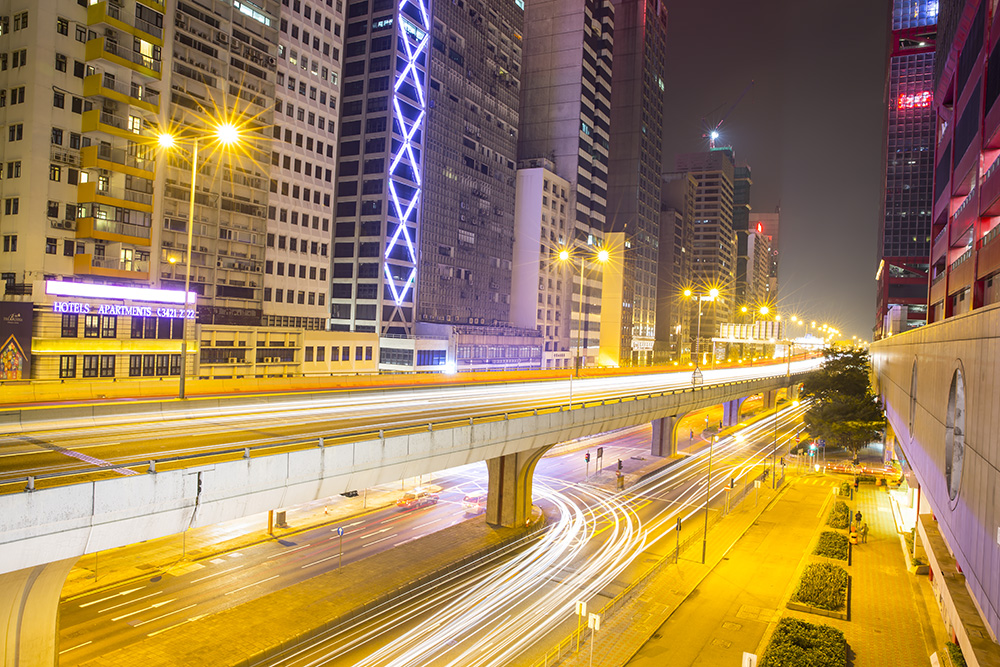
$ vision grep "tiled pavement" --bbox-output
[556,475,950,667]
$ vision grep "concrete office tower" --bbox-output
[874,0,935,338]
[674,149,736,350]
[745,221,771,306]
[654,172,695,361]
[755,211,780,302]
[519,0,614,370]
[605,0,667,366]
[265,0,344,330]
[511,159,573,369]
[330,0,522,339]
[165,0,280,327]
[732,163,752,305]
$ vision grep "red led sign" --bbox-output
[897,91,932,110]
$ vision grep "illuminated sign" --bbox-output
[52,301,196,319]
[756,222,763,234]
[46,280,196,305]
[897,91,932,110]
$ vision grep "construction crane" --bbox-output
[702,80,755,149]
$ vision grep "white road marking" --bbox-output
[59,640,92,655]
[343,520,364,528]
[79,586,144,608]
[301,552,343,569]
[411,518,442,531]
[146,613,207,638]
[366,534,397,546]
[359,527,392,540]
[190,565,244,583]
[134,603,198,626]
[268,544,310,557]
[97,590,162,614]
[112,599,173,622]
[225,575,279,596]
[227,552,242,558]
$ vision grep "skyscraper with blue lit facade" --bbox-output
[875,0,937,338]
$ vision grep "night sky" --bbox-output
[661,0,891,341]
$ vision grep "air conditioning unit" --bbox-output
[267,56,276,66]
[217,32,229,44]
[105,28,116,38]
[227,357,238,363]
[58,220,73,229]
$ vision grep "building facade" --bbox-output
[605,0,667,366]
[654,171,694,360]
[732,162,752,305]
[673,149,736,354]
[519,0,614,370]
[876,0,937,338]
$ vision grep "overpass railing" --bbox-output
[0,372,804,496]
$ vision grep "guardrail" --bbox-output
[527,468,781,667]
[1,372,805,496]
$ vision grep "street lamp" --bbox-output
[559,247,609,376]
[684,287,719,385]
[157,123,243,399]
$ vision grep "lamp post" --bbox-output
[158,123,241,399]
[559,247,609,377]
[684,287,719,385]
[701,434,717,564]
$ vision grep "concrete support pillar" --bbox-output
[486,446,550,528]
[763,389,778,410]
[722,398,745,427]
[651,416,679,457]
[0,557,77,666]
[787,383,800,401]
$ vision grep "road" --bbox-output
[55,400,809,666]
[0,360,818,491]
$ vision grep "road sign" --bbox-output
[576,601,587,616]
[675,517,682,531]
[588,613,600,631]
[597,447,603,459]
[337,527,344,536]
[742,652,758,667]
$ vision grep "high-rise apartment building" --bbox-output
[674,149,736,351]
[732,162,752,305]
[745,221,771,306]
[605,0,667,366]
[265,0,344,329]
[654,171,695,360]
[330,0,523,343]
[875,0,936,338]
[519,0,614,370]
[511,158,572,369]
[755,211,780,302]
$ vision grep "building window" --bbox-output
[316,346,325,362]
[305,346,314,362]
[155,354,170,375]
[129,355,142,377]
[355,346,363,361]
[59,355,76,378]
[57,17,69,35]
[82,355,99,378]
[365,346,373,360]
[53,91,65,108]
[61,313,78,337]
[8,123,22,141]
[46,237,57,254]
[3,200,19,217]
[2,234,16,251]
[142,355,155,376]
[342,345,350,361]
[100,355,115,377]
[55,53,67,71]
[101,315,117,338]
[83,314,100,337]
[50,164,62,181]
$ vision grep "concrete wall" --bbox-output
[0,372,807,577]
[871,305,1000,641]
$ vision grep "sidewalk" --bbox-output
[555,474,950,667]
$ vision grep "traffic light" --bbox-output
[585,452,590,463]
[617,459,623,471]
[729,478,735,489]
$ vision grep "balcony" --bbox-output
[81,144,154,179]
[951,189,979,242]
[88,1,163,42]
[75,217,152,246]
[78,181,153,213]
[948,248,975,292]
[73,253,149,281]
[81,108,143,141]
[83,74,159,113]
[85,37,161,80]
[978,225,1000,279]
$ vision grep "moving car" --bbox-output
[396,489,439,509]
[462,493,486,516]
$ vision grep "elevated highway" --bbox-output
[0,360,813,666]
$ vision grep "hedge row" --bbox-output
[813,531,850,561]
[761,617,847,667]
[792,563,849,611]
[827,500,851,529]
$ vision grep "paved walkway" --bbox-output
[554,474,951,667]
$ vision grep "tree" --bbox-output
[802,347,884,463]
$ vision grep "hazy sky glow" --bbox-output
[661,0,890,341]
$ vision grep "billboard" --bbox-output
[0,302,33,379]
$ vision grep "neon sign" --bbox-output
[52,302,196,319]
[897,91,932,110]
[45,280,196,305]
[756,222,763,234]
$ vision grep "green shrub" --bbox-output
[813,531,850,560]
[946,642,967,667]
[858,474,877,483]
[905,529,915,555]
[839,482,852,496]
[792,563,849,611]
[827,500,851,529]
[761,617,847,667]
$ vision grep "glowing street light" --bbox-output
[685,287,719,385]
[157,122,244,399]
